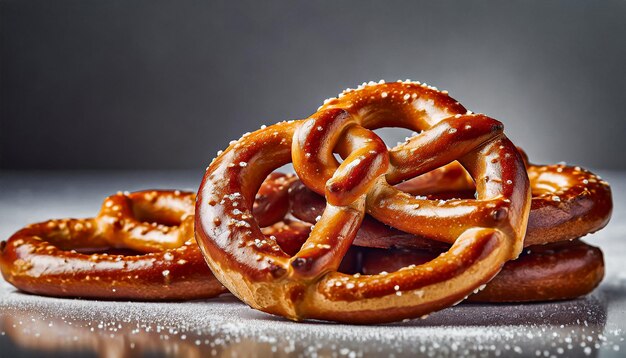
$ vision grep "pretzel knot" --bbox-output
[196,81,532,323]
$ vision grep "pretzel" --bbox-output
[1,166,607,304]
[398,159,612,247]
[356,240,604,302]
[196,81,531,323]
[289,160,612,249]
[287,155,611,303]
[0,190,225,300]
[286,156,610,302]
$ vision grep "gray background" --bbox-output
[1,0,625,170]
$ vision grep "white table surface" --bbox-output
[1,170,624,357]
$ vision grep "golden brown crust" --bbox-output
[195,81,531,323]
[289,161,613,250]
[0,164,610,305]
[0,190,226,300]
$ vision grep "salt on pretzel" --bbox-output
[397,159,612,247]
[196,81,531,323]
[1,166,608,304]
[289,160,612,250]
[356,239,604,302]
[286,154,611,303]
[0,190,224,300]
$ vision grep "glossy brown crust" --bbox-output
[195,81,531,323]
[0,170,608,304]
[398,161,613,247]
[471,240,604,302]
[288,161,613,249]
[0,233,223,300]
[253,173,297,227]
[0,190,226,300]
[357,240,605,303]
[0,174,304,301]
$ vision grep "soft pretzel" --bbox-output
[289,161,612,249]
[0,190,225,300]
[196,81,531,323]
[286,156,610,302]
[356,240,604,302]
[1,165,609,304]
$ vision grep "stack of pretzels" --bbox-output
[0,81,612,324]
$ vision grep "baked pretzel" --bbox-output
[356,240,605,302]
[399,159,612,247]
[0,166,608,304]
[0,190,226,300]
[289,160,612,250]
[286,157,610,302]
[196,81,531,323]
[287,156,611,303]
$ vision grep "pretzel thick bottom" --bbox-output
[354,239,604,303]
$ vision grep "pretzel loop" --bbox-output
[196,81,532,323]
[97,190,195,253]
[0,190,224,301]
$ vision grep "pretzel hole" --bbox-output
[373,127,421,148]
[393,162,478,199]
[254,171,324,256]
[530,170,573,196]
[131,203,185,227]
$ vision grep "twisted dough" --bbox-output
[0,163,609,303]
[285,155,611,304]
[0,81,612,320]
[196,81,531,323]
[289,161,612,250]
[354,240,604,303]
[0,190,223,300]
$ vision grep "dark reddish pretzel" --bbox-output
[289,160,612,250]
[196,81,531,323]
[357,240,605,302]
[471,240,604,302]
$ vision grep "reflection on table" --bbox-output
[1,285,622,357]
